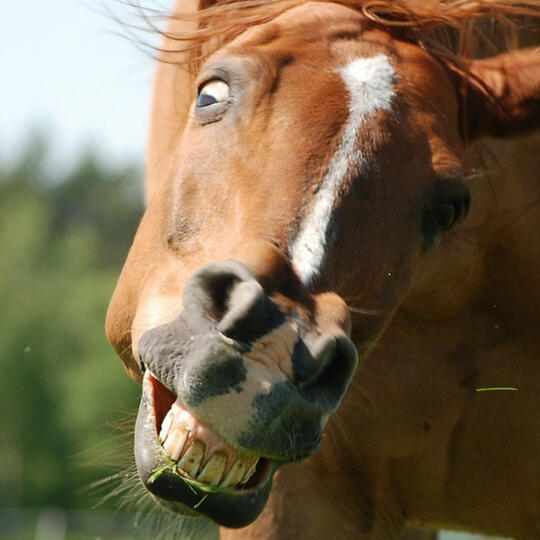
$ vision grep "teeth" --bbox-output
[197,452,227,486]
[159,409,174,442]
[162,426,189,461]
[177,441,205,477]
[158,406,263,488]
[220,457,250,487]
[241,457,259,484]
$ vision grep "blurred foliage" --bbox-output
[0,135,143,510]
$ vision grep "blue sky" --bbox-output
[1,0,173,172]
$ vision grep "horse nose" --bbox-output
[180,260,358,398]
[182,260,283,345]
[137,258,358,462]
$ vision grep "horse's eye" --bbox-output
[196,79,230,108]
[432,202,459,231]
[423,193,470,248]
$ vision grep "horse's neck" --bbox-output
[340,135,540,535]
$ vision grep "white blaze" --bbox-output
[290,54,395,285]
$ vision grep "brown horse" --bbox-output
[106,1,540,538]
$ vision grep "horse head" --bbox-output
[106,1,540,530]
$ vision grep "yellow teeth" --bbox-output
[220,458,249,487]
[159,411,261,488]
[242,457,259,484]
[177,441,205,477]
[159,409,174,441]
[220,456,259,487]
[197,452,227,486]
[162,426,189,462]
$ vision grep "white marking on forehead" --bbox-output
[290,54,395,285]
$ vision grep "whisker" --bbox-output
[347,305,387,316]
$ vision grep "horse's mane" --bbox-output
[135,0,539,69]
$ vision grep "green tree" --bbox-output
[0,137,142,510]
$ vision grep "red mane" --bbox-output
[129,0,540,70]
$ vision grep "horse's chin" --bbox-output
[134,371,276,528]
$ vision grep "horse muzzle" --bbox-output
[134,260,358,526]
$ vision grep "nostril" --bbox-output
[182,260,288,346]
[306,334,337,379]
[182,261,257,328]
[201,273,235,322]
[217,280,268,343]
[184,261,283,342]
[291,333,336,384]
[299,335,358,413]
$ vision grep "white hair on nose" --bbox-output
[290,54,395,285]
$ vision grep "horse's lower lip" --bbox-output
[134,371,275,528]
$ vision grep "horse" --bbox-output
[105,1,540,538]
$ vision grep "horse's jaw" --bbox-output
[134,371,276,528]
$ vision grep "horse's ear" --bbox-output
[450,48,540,143]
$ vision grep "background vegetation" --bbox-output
[0,135,146,538]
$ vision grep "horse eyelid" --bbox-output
[196,66,232,90]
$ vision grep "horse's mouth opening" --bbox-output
[134,371,275,528]
[148,372,271,491]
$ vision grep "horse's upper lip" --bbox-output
[134,371,275,528]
